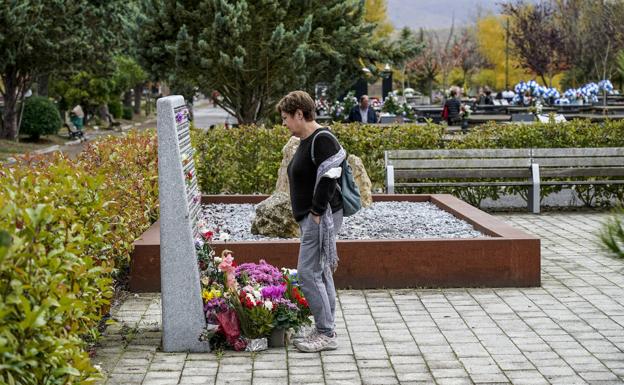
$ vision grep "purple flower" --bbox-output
[261,285,286,300]
[204,298,228,323]
[273,297,298,311]
[235,260,283,286]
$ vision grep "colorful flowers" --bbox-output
[202,287,222,302]
[236,260,283,286]
[196,229,311,351]
[218,251,238,290]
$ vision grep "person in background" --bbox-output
[479,87,494,105]
[442,89,462,126]
[347,95,378,123]
[70,104,85,130]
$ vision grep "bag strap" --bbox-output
[310,128,340,166]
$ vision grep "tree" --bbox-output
[555,0,624,88]
[112,55,148,111]
[616,50,624,90]
[433,17,459,90]
[453,28,488,89]
[387,28,423,92]
[407,30,440,97]
[0,1,134,140]
[139,0,389,124]
[475,15,529,90]
[502,1,569,86]
[364,0,394,40]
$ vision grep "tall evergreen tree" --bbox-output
[0,1,134,140]
[139,0,391,124]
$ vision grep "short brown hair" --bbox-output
[276,90,316,121]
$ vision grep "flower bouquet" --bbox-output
[195,226,312,351]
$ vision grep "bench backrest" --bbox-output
[531,147,624,178]
[385,149,532,179]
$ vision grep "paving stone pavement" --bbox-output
[94,212,624,385]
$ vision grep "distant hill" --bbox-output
[386,0,502,31]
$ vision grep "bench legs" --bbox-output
[528,163,540,214]
[386,165,395,194]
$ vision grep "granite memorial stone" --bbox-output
[157,95,209,352]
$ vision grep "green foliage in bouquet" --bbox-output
[273,304,300,330]
[230,293,274,339]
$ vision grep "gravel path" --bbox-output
[201,201,485,240]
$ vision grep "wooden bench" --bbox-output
[385,147,624,213]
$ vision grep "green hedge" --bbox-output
[192,119,624,207]
[0,131,158,384]
[192,122,444,194]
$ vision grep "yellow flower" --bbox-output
[202,288,223,302]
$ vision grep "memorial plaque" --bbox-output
[157,95,209,352]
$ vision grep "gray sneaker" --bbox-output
[292,326,316,342]
[294,332,338,352]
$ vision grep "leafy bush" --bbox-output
[192,122,444,193]
[0,159,111,384]
[78,131,159,274]
[122,106,133,120]
[108,101,123,119]
[20,96,62,140]
[0,130,158,384]
[601,209,624,258]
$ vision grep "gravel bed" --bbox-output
[201,202,486,240]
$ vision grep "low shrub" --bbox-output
[601,209,624,258]
[0,130,158,384]
[108,101,123,120]
[122,106,133,120]
[20,96,62,140]
[0,159,111,384]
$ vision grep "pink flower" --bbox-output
[218,252,238,290]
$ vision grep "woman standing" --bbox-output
[277,90,345,353]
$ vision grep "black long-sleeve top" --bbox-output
[287,128,343,222]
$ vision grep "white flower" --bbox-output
[214,256,222,264]
[263,300,273,310]
[246,293,256,304]
[219,232,230,241]
[253,290,262,300]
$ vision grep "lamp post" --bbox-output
[381,63,393,100]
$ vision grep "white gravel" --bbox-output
[201,202,486,240]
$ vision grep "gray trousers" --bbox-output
[297,210,343,337]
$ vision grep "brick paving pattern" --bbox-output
[95,212,624,385]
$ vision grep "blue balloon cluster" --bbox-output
[512,79,614,105]
[599,79,614,92]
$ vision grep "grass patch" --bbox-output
[0,134,69,160]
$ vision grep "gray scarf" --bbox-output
[313,145,346,272]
